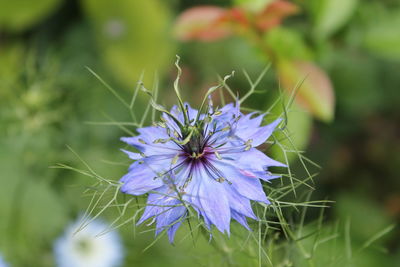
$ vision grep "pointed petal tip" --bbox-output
[120,136,130,142]
[120,149,142,160]
[167,222,182,243]
[272,160,287,168]
[270,117,283,128]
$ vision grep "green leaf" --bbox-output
[0,0,61,32]
[276,60,335,122]
[363,9,400,60]
[264,27,313,60]
[234,0,274,12]
[81,0,175,88]
[308,0,359,39]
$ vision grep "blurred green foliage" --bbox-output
[362,5,400,60]
[307,0,359,40]
[0,0,399,266]
[81,0,175,87]
[0,0,61,31]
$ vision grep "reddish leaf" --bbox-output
[174,6,233,41]
[277,60,335,122]
[221,7,249,28]
[255,0,300,31]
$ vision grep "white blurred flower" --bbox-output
[54,217,124,267]
[0,254,9,267]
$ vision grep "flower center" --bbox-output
[184,139,205,158]
[189,151,205,159]
[76,238,93,255]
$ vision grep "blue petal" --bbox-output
[215,147,285,181]
[121,149,142,160]
[145,155,187,174]
[218,147,286,170]
[155,202,186,236]
[224,185,257,220]
[228,149,287,180]
[236,118,282,146]
[137,191,166,224]
[121,126,180,156]
[137,126,169,140]
[240,148,286,168]
[237,112,264,130]
[195,165,231,234]
[168,103,199,125]
[231,210,251,230]
[120,165,164,195]
[162,112,182,136]
[121,136,179,156]
[137,187,186,243]
[125,154,184,179]
[213,102,240,125]
[167,221,182,243]
[182,175,203,215]
[202,213,212,231]
[211,160,269,203]
[183,102,199,123]
[219,103,235,113]
[183,179,212,231]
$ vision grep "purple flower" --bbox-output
[120,101,285,242]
